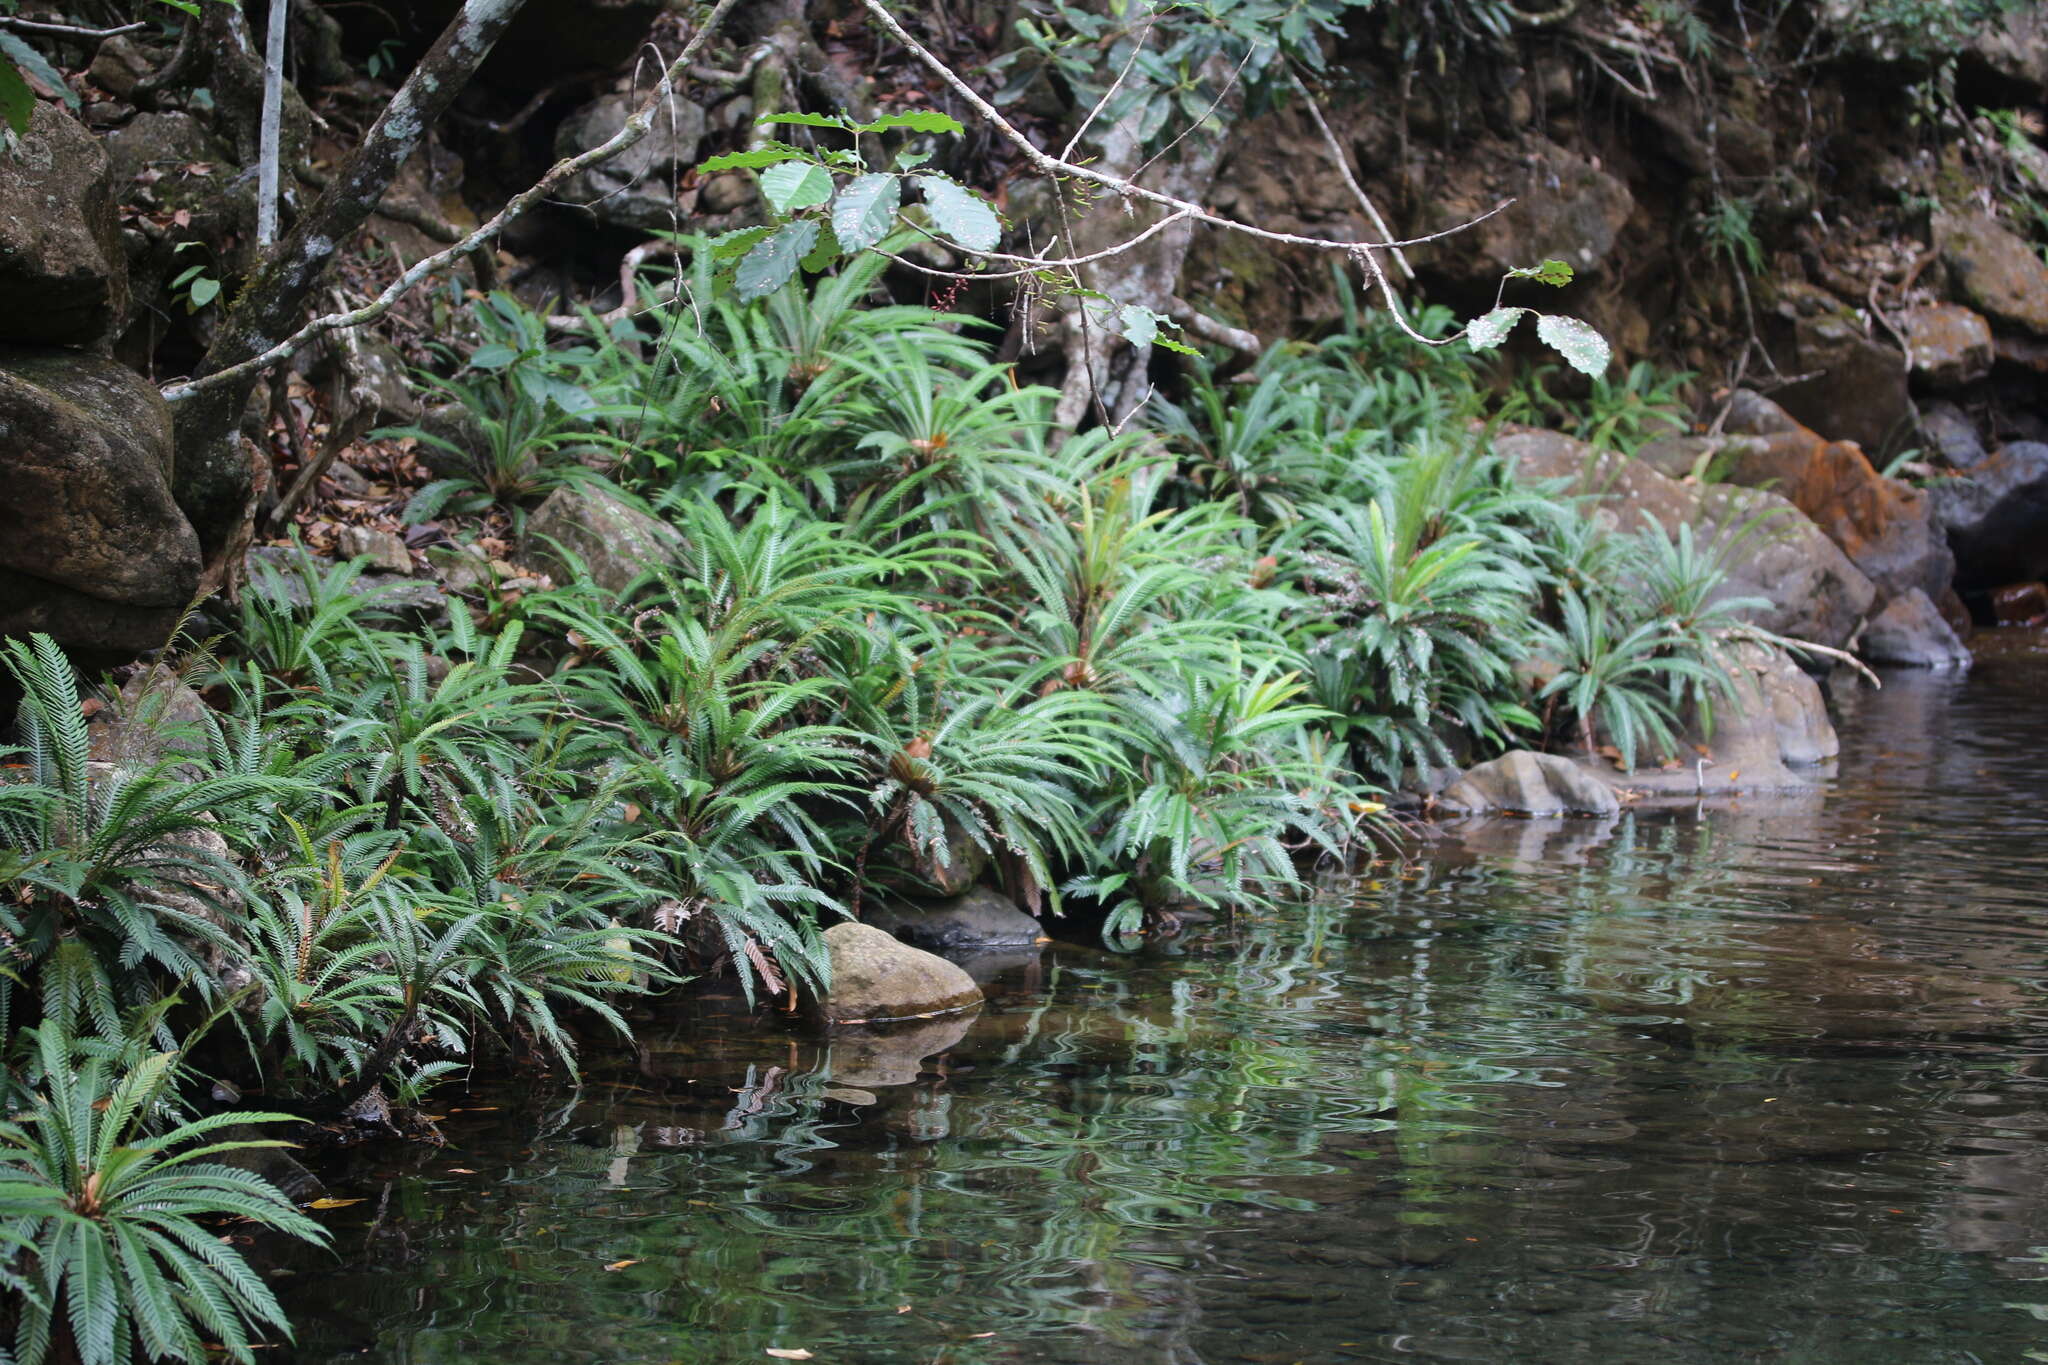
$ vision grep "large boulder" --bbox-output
[1902,304,1995,391]
[1504,428,1876,651]
[1925,442,2048,591]
[553,92,708,233]
[1860,587,1972,669]
[1919,400,1990,470]
[1964,3,2048,102]
[1770,282,1914,456]
[1438,751,1620,817]
[0,346,199,656]
[1415,137,1634,288]
[519,483,683,593]
[815,922,983,1026]
[1716,390,1955,605]
[1937,210,2048,337]
[866,888,1047,953]
[0,103,127,348]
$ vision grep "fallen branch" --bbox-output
[0,15,146,37]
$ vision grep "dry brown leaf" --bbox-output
[765,1351,814,1360]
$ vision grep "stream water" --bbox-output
[280,649,2048,1364]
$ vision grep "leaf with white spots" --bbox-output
[1536,312,1611,376]
[735,220,820,300]
[832,174,902,253]
[916,176,1001,253]
[1465,307,1526,352]
[757,162,833,215]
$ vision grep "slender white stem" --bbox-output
[256,0,289,247]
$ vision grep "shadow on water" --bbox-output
[279,655,2048,1364]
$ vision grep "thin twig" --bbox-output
[1289,67,1412,282]
[0,14,146,37]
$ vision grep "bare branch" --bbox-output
[0,15,146,37]
[1288,68,1412,282]
[161,0,745,405]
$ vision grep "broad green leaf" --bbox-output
[1536,312,1611,376]
[694,143,807,175]
[708,225,774,260]
[468,343,519,371]
[0,54,31,136]
[0,33,77,113]
[735,220,820,300]
[832,174,901,253]
[757,162,833,215]
[856,110,967,136]
[1155,334,1200,356]
[1510,259,1575,287]
[758,111,853,130]
[1465,307,1525,352]
[1118,303,1160,351]
[799,220,842,273]
[186,276,220,308]
[916,176,1001,253]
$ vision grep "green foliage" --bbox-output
[0,1031,325,1365]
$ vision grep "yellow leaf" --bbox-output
[304,1197,364,1210]
[604,1259,640,1272]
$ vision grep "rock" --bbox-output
[1417,138,1633,290]
[1860,587,1972,669]
[427,541,496,594]
[335,526,414,576]
[554,92,708,233]
[1925,441,2048,590]
[1744,645,1839,767]
[1919,400,1989,470]
[0,103,127,348]
[1770,282,1914,456]
[0,345,199,657]
[815,922,983,1026]
[87,34,157,100]
[1937,210,2048,338]
[1965,3,2048,101]
[1438,751,1620,817]
[520,483,682,593]
[1504,428,1876,651]
[1716,390,1955,605]
[1989,581,2048,626]
[866,888,1046,953]
[87,665,213,773]
[383,0,665,91]
[1902,304,1995,390]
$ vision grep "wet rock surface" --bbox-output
[1439,751,1621,817]
[1861,587,1973,669]
[815,922,984,1026]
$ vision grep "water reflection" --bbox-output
[281,661,2048,1364]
